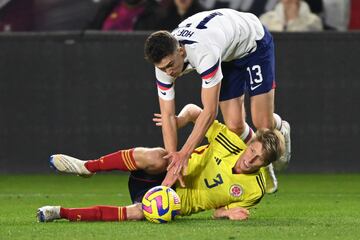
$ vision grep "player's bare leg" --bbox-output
[251,90,277,193]
[251,89,291,168]
[251,90,275,130]
[37,203,143,222]
[250,89,291,193]
[132,147,168,174]
[50,147,168,176]
[220,95,254,143]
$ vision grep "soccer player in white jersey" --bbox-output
[144,8,291,193]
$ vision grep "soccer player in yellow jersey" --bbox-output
[177,119,269,215]
[37,104,284,222]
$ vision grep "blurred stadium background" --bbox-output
[0,1,359,239]
[0,0,359,173]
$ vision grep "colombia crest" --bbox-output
[229,184,243,197]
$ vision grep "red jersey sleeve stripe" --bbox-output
[156,80,174,90]
[200,59,220,80]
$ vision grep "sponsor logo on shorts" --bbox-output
[250,84,262,91]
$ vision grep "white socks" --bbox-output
[273,113,282,130]
[240,123,254,143]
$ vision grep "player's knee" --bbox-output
[226,121,245,135]
[145,148,168,174]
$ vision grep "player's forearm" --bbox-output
[185,104,203,123]
[162,115,178,152]
[180,109,216,156]
[176,104,203,128]
[159,98,178,152]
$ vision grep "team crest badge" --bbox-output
[229,184,243,197]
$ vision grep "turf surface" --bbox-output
[0,174,359,240]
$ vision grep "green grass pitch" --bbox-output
[0,174,359,240]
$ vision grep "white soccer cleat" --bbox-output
[50,154,93,177]
[262,163,278,194]
[37,206,61,222]
[273,120,291,171]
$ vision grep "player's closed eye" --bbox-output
[250,147,255,154]
[161,62,173,72]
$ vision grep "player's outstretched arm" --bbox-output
[170,84,220,171]
[153,104,203,129]
[213,207,249,221]
[163,86,220,187]
[176,104,203,127]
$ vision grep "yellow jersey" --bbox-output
[176,120,266,216]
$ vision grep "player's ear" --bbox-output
[178,46,186,57]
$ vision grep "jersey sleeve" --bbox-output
[184,145,209,176]
[205,120,226,142]
[195,45,223,88]
[225,200,258,210]
[155,67,175,101]
[225,175,265,210]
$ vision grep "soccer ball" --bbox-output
[142,186,181,223]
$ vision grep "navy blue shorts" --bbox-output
[128,170,166,203]
[219,27,275,101]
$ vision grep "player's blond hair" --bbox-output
[254,129,285,166]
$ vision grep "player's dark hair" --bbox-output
[255,129,285,166]
[144,31,178,64]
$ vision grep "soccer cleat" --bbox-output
[273,120,291,172]
[37,206,61,222]
[50,154,93,177]
[261,163,278,194]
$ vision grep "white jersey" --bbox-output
[156,9,265,100]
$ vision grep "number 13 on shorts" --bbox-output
[247,65,264,91]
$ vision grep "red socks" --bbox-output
[85,149,137,172]
[60,150,133,221]
[60,206,127,221]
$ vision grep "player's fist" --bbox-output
[227,207,249,221]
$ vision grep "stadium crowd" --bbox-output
[0,0,359,32]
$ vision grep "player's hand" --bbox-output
[161,165,185,187]
[152,113,163,127]
[164,151,189,176]
[152,113,187,129]
[226,207,249,221]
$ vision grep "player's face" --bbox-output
[238,141,265,174]
[156,47,185,78]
